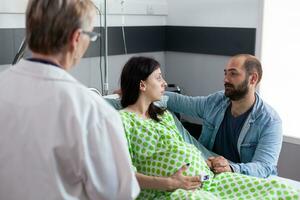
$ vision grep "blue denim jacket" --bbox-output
[165,91,283,178]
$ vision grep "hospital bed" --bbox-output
[103,94,300,191]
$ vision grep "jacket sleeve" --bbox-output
[164,91,208,118]
[83,111,140,200]
[230,120,283,178]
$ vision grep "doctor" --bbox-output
[165,54,282,178]
[0,0,139,199]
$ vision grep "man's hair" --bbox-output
[233,54,263,85]
[120,56,165,122]
[26,0,95,54]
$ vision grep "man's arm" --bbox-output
[212,121,283,178]
[230,121,283,178]
[164,92,207,118]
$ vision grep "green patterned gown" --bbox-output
[120,110,299,200]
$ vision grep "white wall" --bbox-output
[260,0,300,139]
[167,0,260,28]
[106,0,167,26]
[0,0,168,28]
[258,0,300,180]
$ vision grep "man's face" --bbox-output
[224,57,250,101]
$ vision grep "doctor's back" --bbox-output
[0,0,139,199]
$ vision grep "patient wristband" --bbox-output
[199,172,210,181]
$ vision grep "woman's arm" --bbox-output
[136,164,201,191]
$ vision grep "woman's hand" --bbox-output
[135,164,201,191]
[167,164,202,191]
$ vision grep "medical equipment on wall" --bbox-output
[94,1,104,95]
[102,0,108,95]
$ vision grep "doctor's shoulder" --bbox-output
[61,83,119,119]
[79,87,119,117]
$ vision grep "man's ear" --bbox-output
[140,80,146,91]
[250,72,258,85]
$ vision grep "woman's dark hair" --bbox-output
[120,56,165,122]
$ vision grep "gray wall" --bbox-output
[165,52,227,96]
[278,142,300,181]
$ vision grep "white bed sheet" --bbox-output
[269,176,300,190]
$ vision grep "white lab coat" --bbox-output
[0,59,140,200]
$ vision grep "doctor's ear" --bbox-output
[140,80,146,91]
[70,29,81,50]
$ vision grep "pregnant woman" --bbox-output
[119,56,299,200]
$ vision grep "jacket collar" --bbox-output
[222,91,262,124]
[248,92,263,123]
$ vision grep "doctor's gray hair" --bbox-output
[26,0,96,54]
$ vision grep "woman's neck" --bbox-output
[125,96,152,119]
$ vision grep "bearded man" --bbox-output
[165,54,282,178]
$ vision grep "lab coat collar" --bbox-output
[11,59,79,84]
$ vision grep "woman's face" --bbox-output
[142,68,167,102]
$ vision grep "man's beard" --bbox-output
[224,78,249,101]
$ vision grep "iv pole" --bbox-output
[103,0,109,95]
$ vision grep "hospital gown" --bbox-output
[120,110,299,200]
